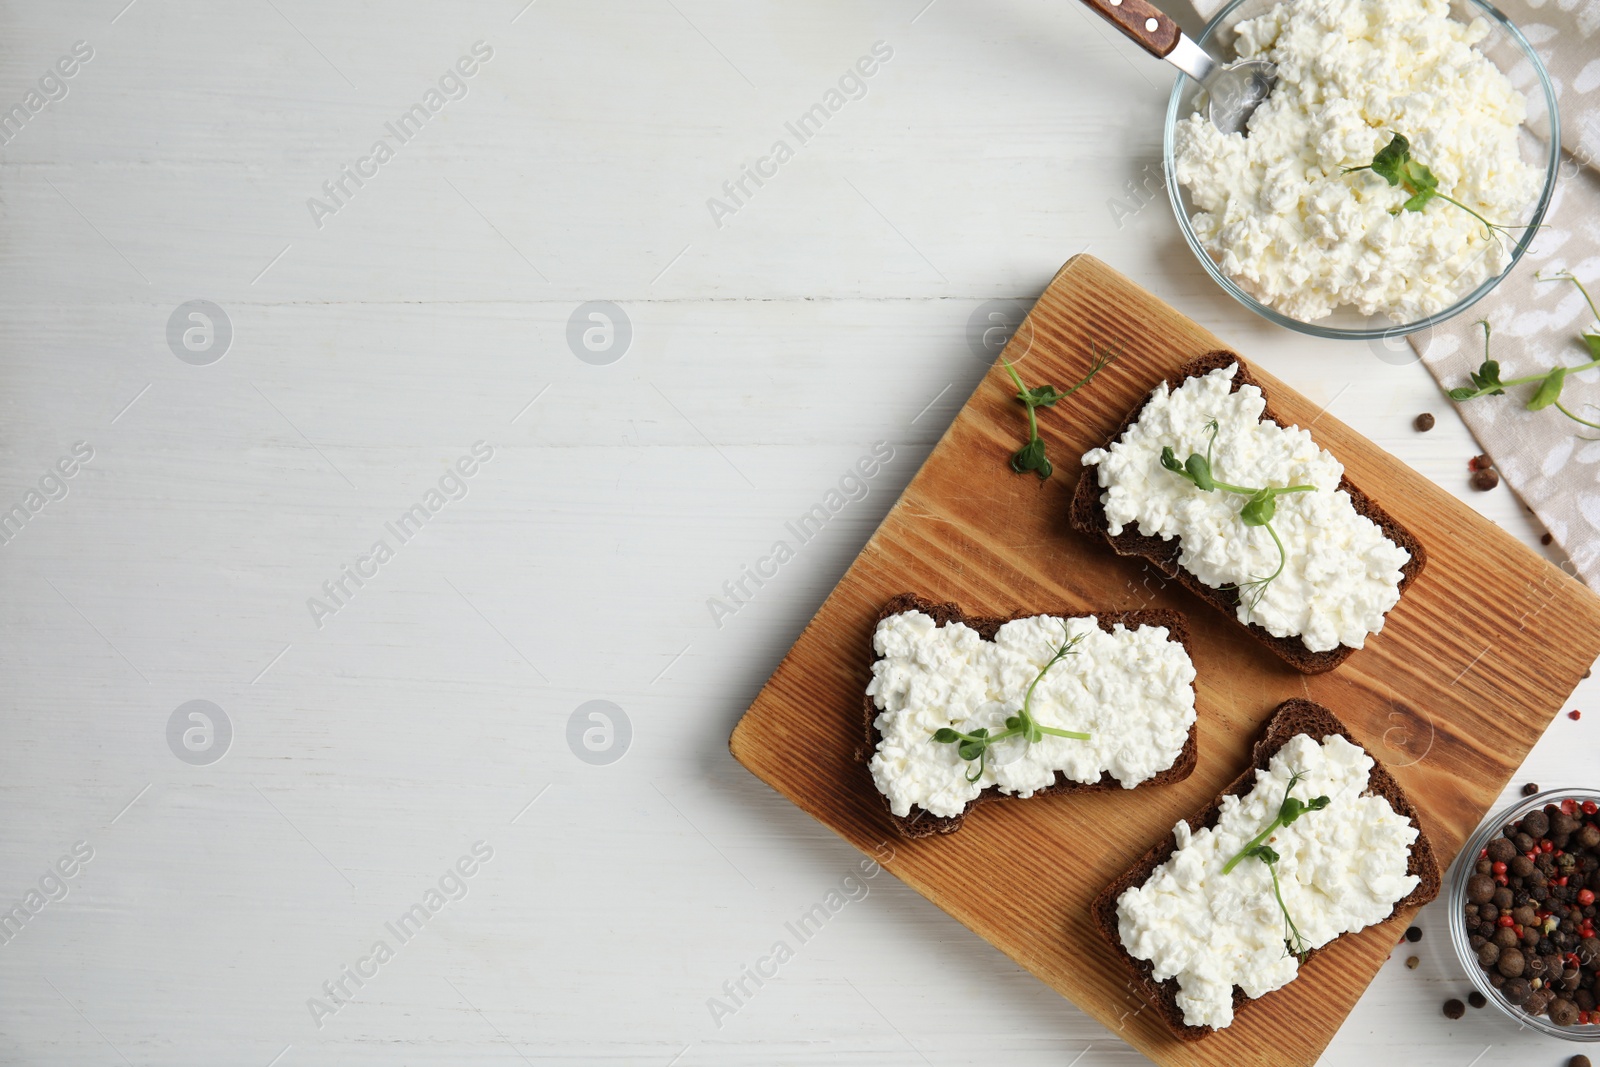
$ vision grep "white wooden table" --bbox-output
[0,1,1591,1063]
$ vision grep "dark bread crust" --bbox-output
[864,592,1200,840]
[1068,352,1427,674]
[1088,698,1442,1041]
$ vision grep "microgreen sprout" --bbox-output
[1159,419,1316,615]
[930,621,1090,782]
[1002,345,1118,480]
[1448,275,1600,433]
[1222,770,1331,874]
[1249,845,1312,963]
[1222,770,1330,963]
[1344,133,1530,249]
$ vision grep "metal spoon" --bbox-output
[1078,0,1276,135]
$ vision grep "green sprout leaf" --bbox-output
[1400,188,1435,213]
[1367,132,1411,186]
[1348,133,1527,243]
[1239,490,1276,527]
[1448,324,1509,403]
[1184,453,1216,491]
[999,346,1117,481]
[1011,437,1052,479]
[1529,367,1568,412]
[1352,132,1439,212]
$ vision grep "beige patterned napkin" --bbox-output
[1181,0,1600,583]
[1419,6,1600,583]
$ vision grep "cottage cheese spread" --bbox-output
[1081,364,1409,653]
[1174,0,1543,322]
[866,610,1196,819]
[1116,733,1420,1030]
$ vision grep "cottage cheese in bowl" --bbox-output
[1174,0,1545,324]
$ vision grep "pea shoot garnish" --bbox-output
[1222,770,1330,963]
[1344,133,1526,247]
[931,621,1090,782]
[1249,845,1311,963]
[1159,419,1316,615]
[1001,345,1118,480]
[1449,274,1600,432]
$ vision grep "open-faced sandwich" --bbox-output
[864,593,1198,839]
[1072,353,1426,673]
[1091,699,1439,1038]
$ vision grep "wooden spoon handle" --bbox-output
[1077,0,1181,58]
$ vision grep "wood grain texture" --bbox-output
[728,254,1600,1067]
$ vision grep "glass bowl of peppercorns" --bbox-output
[1450,789,1600,1039]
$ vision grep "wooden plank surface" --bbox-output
[729,254,1600,1066]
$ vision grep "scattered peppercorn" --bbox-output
[1406,926,1423,943]
[1414,413,1436,432]
[1443,997,1466,1019]
[1406,955,1420,969]
[1473,468,1501,491]
[1571,710,1583,721]
[1467,990,1487,1008]
[1544,533,1555,545]
[1569,1055,1592,1067]
[1526,782,1542,796]
[1471,453,1494,471]
[1468,873,1496,903]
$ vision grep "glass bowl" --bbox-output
[1448,788,1600,1041]
[1161,0,1562,341]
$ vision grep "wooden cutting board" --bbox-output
[728,254,1600,1066]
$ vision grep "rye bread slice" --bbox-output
[1089,697,1441,1041]
[864,592,1200,840]
[1069,352,1427,674]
